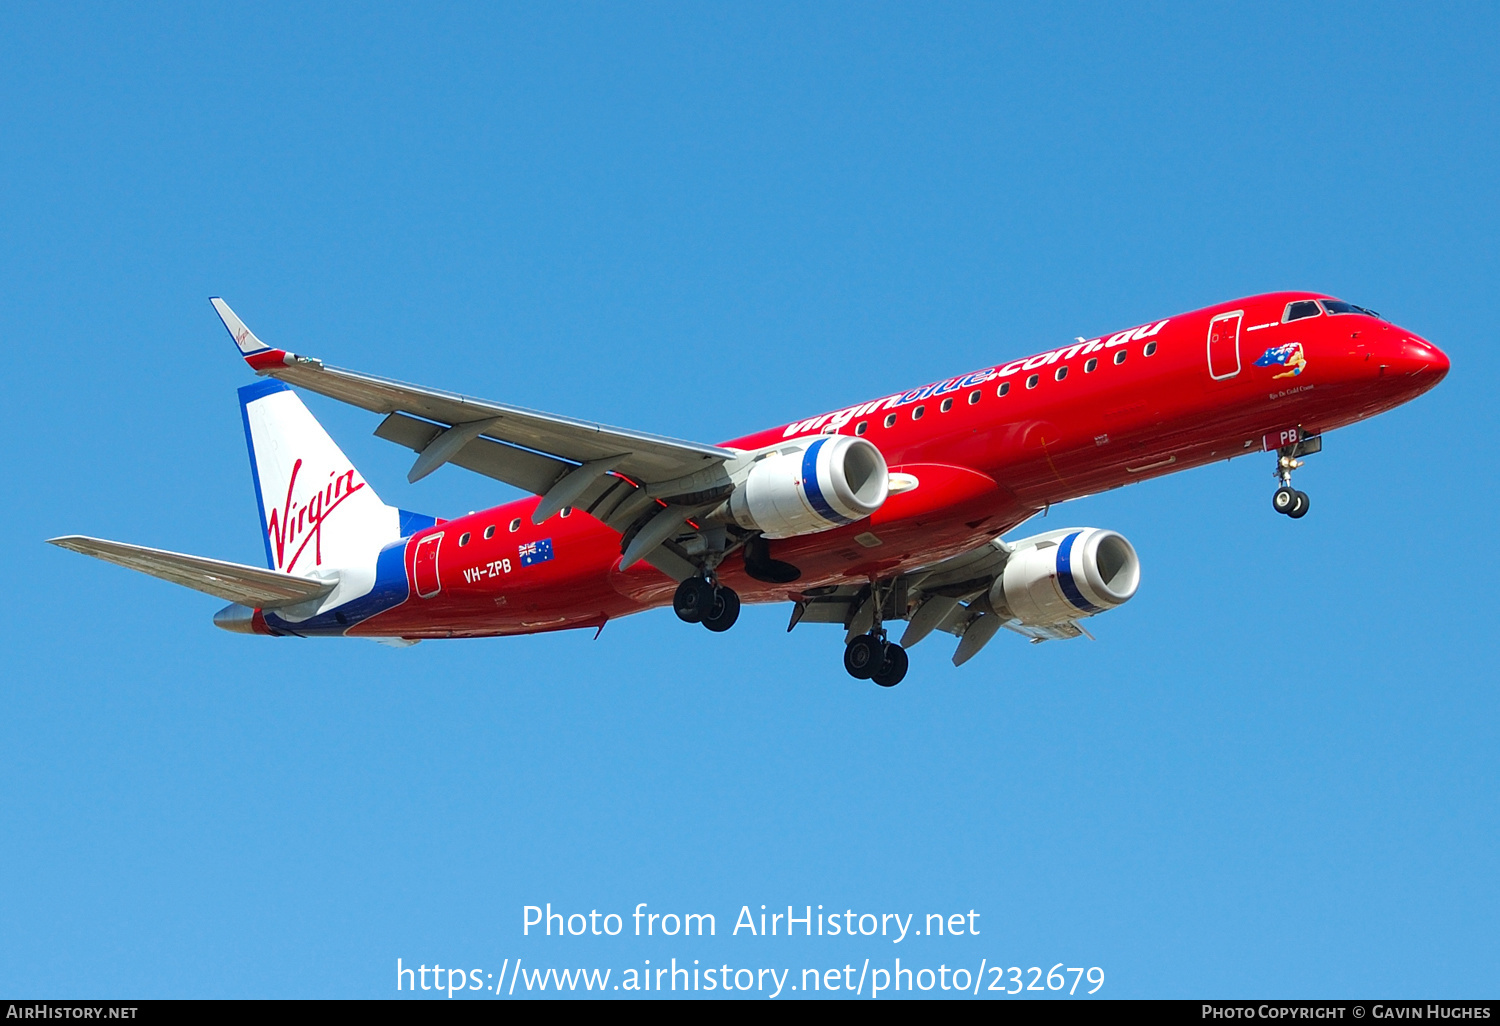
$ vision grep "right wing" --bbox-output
[210,298,737,493]
[48,535,336,609]
[211,299,739,577]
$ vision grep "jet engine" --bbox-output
[726,436,889,539]
[990,528,1140,625]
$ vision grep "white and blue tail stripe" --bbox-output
[237,380,434,635]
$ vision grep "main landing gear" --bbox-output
[673,575,741,633]
[1270,432,1321,520]
[841,579,909,687]
[844,632,909,687]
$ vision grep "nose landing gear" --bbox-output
[1270,433,1321,519]
[1273,484,1310,519]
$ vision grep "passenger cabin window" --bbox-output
[459,532,471,546]
[855,421,868,435]
[940,397,954,412]
[1085,357,1098,372]
[997,382,1010,397]
[483,525,496,540]
[1055,366,1068,381]
[968,389,981,404]
[560,507,572,518]
[1144,341,1158,356]
[1321,299,1381,318]
[1026,374,1039,388]
[884,413,897,428]
[1114,350,1127,365]
[912,405,925,420]
[509,518,521,532]
[1283,300,1322,322]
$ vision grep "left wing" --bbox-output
[788,533,1086,666]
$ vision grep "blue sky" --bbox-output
[1,2,1496,999]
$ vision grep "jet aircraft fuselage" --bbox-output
[50,290,1448,682]
[292,290,1446,639]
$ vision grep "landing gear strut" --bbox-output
[673,575,740,632]
[842,580,909,686]
[1271,434,1320,519]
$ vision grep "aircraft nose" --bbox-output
[1399,334,1450,380]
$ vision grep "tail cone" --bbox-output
[213,603,259,634]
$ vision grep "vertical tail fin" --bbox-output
[239,380,400,574]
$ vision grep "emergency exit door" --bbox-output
[1207,311,1243,380]
[412,532,443,598]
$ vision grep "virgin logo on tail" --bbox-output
[267,458,364,572]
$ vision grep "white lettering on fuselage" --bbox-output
[780,319,1170,439]
[462,559,512,584]
[1268,384,1315,401]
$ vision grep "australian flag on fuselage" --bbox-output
[519,538,554,567]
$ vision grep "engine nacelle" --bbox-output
[990,528,1140,626]
[727,436,889,539]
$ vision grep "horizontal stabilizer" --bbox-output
[47,535,336,609]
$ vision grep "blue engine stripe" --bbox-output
[800,438,853,525]
[1056,531,1102,614]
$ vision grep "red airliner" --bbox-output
[50,292,1447,685]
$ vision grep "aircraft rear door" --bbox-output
[1207,310,1244,380]
[412,532,443,598]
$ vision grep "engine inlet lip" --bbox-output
[1078,530,1141,606]
[827,436,889,517]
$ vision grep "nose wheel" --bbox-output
[1272,485,1310,519]
[1270,434,1319,519]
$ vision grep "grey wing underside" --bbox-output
[45,536,336,608]
[788,536,1085,666]
[259,359,735,486]
[213,301,744,582]
[370,412,701,581]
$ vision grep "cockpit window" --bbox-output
[1320,299,1381,318]
[1283,300,1322,322]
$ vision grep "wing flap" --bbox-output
[375,412,572,496]
[48,535,336,608]
[279,361,733,480]
[211,300,740,570]
[211,311,736,487]
[999,619,1085,642]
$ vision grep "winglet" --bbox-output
[211,298,271,354]
[211,297,295,372]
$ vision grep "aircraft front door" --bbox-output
[412,532,443,598]
[1207,311,1243,380]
